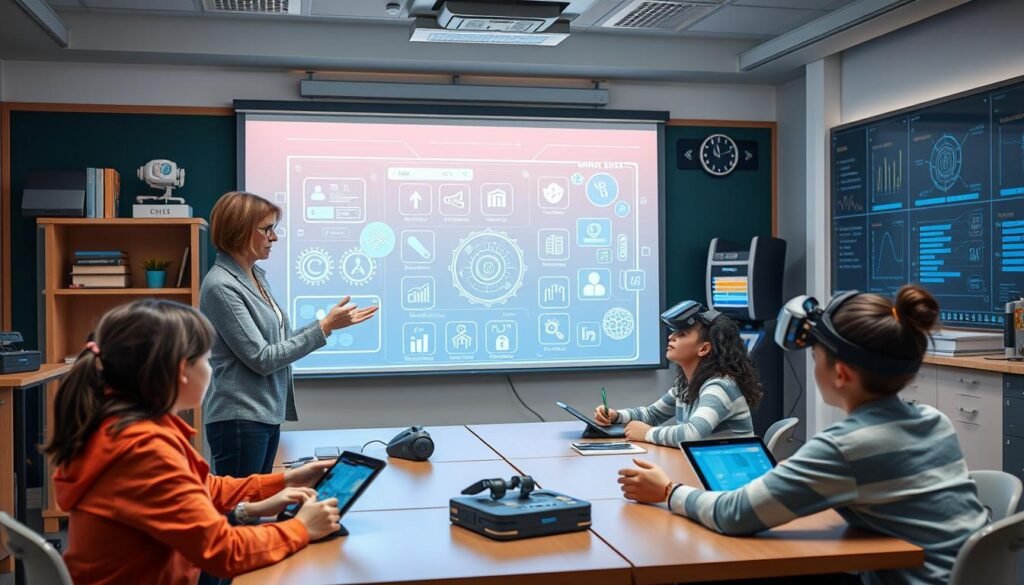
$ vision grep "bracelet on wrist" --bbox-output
[234,501,255,525]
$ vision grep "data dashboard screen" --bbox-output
[241,113,663,375]
[831,80,1024,329]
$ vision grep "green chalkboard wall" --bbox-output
[6,110,774,353]
[8,110,236,349]
[663,123,775,306]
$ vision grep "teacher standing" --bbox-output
[200,191,378,477]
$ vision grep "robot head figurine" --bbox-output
[136,159,186,205]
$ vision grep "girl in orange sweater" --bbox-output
[45,299,342,585]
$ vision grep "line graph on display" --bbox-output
[871,224,905,279]
[998,129,1024,187]
[836,194,865,213]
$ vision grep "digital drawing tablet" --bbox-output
[680,436,777,491]
[278,450,386,537]
[555,401,626,438]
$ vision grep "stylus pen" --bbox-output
[601,387,609,418]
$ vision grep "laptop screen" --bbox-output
[681,438,777,491]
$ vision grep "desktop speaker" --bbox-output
[386,426,434,461]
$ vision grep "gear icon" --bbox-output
[449,229,525,307]
[339,247,375,286]
[295,247,332,286]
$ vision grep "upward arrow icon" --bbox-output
[410,191,422,209]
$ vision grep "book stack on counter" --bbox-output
[71,251,130,288]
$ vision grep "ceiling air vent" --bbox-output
[600,0,721,31]
[201,0,301,15]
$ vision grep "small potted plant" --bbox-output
[142,258,173,288]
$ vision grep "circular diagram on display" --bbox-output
[339,248,376,286]
[295,247,332,286]
[449,229,526,307]
[929,133,962,193]
[602,307,635,340]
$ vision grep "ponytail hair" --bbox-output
[44,299,214,468]
[828,284,939,395]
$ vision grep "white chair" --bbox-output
[763,417,799,460]
[949,509,1024,585]
[970,470,1023,522]
[0,511,73,585]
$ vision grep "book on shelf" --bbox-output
[175,246,190,287]
[927,330,1003,356]
[70,274,131,288]
[83,168,121,218]
[74,250,127,258]
[72,265,129,275]
[74,258,129,266]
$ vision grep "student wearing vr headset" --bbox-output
[618,285,987,585]
[593,299,762,446]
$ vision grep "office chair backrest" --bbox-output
[763,417,799,460]
[970,470,1023,522]
[0,512,73,585]
[949,509,1024,585]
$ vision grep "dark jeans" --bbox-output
[206,419,281,476]
[199,420,281,585]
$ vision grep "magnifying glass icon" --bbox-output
[544,319,565,341]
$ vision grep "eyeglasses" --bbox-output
[256,224,277,238]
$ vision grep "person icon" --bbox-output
[310,184,326,201]
[351,257,366,276]
[583,271,606,298]
[452,324,472,350]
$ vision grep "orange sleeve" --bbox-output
[206,472,287,512]
[108,437,310,578]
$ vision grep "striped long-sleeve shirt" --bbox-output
[617,376,754,447]
[668,395,988,585]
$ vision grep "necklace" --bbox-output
[253,275,273,306]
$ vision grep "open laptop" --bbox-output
[679,436,778,491]
[555,401,626,438]
[278,450,386,537]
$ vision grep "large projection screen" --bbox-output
[239,107,665,376]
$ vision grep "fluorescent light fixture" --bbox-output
[299,79,608,106]
[410,17,570,46]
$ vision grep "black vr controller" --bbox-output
[461,475,536,500]
[386,426,434,461]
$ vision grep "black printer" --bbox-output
[0,332,42,374]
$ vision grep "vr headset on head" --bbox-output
[774,290,920,376]
[660,300,722,332]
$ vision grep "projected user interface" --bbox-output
[245,115,661,374]
[689,443,774,491]
[832,83,1024,329]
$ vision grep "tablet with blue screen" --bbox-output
[278,451,385,537]
[680,437,777,491]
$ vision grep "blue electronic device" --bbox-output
[680,437,778,491]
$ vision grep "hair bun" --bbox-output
[894,285,939,335]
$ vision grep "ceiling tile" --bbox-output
[82,0,197,11]
[687,5,826,36]
[732,0,855,9]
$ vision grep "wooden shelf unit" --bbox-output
[37,217,208,532]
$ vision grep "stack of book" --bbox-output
[927,330,1004,356]
[85,167,121,218]
[70,251,130,288]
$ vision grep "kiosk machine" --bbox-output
[706,236,787,435]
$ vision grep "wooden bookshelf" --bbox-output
[37,217,208,532]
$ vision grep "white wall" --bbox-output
[775,73,808,441]
[841,0,1024,124]
[2,59,776,430]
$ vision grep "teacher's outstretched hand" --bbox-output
[321,296,379,335]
